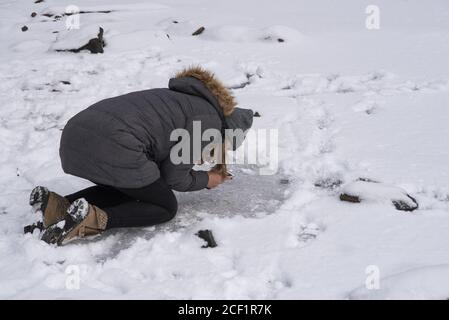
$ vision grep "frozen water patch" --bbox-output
[90,166,290,258]
[178,167,289,217]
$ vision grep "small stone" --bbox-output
[392,196,419,212]
[31,12,37,17]
[358,177,379,183]
[35,0,44,3]
[192,26,205,36]
[277,38,285,42]
[173,20,178,24]
[56,27,105,54]
[339,180,419,212]
[21,26,28,32]
[196,229,217,248]
[339,193,361,203]
[60,80,71,85]
[254,111,261,117]
[280,179,289,185]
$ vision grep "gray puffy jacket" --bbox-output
[59,67,253,191]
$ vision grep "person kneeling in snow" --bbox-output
[27,67,253,245]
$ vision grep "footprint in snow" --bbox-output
[297,223,321,243]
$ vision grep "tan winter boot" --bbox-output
[29,186,70,228]
[41,198,108,246]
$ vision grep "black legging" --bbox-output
[64,178,178,229]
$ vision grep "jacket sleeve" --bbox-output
[160,158,209,192]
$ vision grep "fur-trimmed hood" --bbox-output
[172,66,236,116]
[168,66,254,141]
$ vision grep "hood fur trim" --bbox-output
[175,66,236,116]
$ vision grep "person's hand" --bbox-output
[207,171,232,189]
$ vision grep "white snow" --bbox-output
[1,0,449,299]
[349,264,449,300]
[341,180,417,208]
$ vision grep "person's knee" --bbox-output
[164,198,178,221]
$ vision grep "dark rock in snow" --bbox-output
[60,80,71,85]
[192,26,205,36]
[56,27,105,54]
[65,10,112,16]
[358,177,379,183]
[339,180,419,212]
[280,179,290,185]
[31,12,37,18]
[392,195,419,212]
[339,193,361,203]
[21,26,28,32]
[35,0,44,3]
[264,36,285,43]
[196,229,217,248]
[254,111,261,117]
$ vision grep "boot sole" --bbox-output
[29,186,70,230]
[29,186,50,214]
[58,198,89,246]
[40,198,88,245]
[26,186,50,234]
[40,223,64,244]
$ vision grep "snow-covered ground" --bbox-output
[1,0,449,299]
